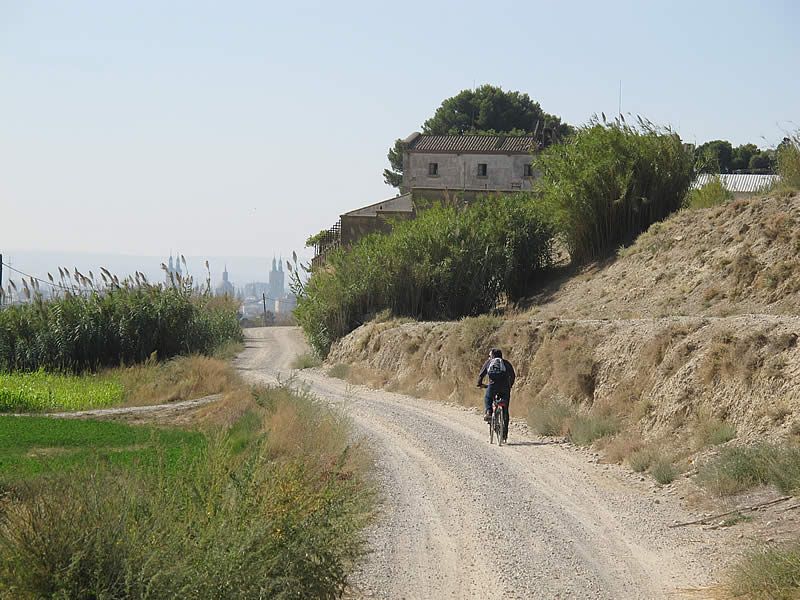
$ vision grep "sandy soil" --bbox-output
[236,327,742,600]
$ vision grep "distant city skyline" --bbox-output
[1,249,296,295]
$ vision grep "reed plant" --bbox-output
[0,273,241,373]
[534,116,694,263]
[293,196,555,355]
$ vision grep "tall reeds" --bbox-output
[534,117,694,263]
[292,196,556,356]
[0,270,242,373]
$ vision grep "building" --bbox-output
[216,265,235,296]
[693,174,779,200]
[400,132,539,201]
[164,253,184,286]
[268,257,284,300]
[312,132,540,265]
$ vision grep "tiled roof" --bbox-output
[693,173,779,193]
[408,134,538,154]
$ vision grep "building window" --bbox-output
[523,164,534,177]
[477,163,488,177]
[428,162,438,176]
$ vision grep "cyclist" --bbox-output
[476,348,516,441]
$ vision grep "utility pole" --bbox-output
[262,293,268,326]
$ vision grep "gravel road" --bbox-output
[237,327,735,600]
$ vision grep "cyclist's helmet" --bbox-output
[491,348,503,358]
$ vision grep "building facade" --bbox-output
[312,133,540,265]
[400,132,538,199]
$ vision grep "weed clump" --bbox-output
[698,444,800,496]
[726,541,800,600]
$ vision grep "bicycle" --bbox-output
[489,394,508,446]
[479,384,507,446]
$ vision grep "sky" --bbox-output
[1,0,798,283]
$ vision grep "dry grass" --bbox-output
[291,353,322,369]
[117,355,242,407]
[724,541,800,600]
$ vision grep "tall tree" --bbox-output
[695,140,734,173]
[384,85,572,188]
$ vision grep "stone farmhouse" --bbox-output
[312,132,539,265]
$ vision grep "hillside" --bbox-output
[327,192,800,454]
[527,192,800,319]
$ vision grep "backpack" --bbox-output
[487,357,508,384]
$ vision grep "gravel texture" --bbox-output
[237,327,739,600]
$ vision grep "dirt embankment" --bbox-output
[328,193,800,448]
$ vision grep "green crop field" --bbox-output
[0,416,204,482]
[0,370,124,413]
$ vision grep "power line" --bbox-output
[1,261,74,292]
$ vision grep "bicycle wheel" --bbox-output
[495,407,504,447]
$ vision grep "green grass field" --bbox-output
[0,416,204,483]
[0,370,124,413]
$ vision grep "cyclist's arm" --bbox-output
[477,360,490,386]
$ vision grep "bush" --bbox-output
[293,196,555,356]
[650,458,678,484]
[698,444,800,496]
[534,118,694,263]
[685,175,733,209]
[776,133,800,190]
[727,541,800,600]
[527,398,575,436]
[568,413,619,446]
[291,353,322,369]
[0,284,242,373]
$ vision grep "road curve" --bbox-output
[236,327,732,600]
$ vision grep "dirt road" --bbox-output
[237,327,735,599]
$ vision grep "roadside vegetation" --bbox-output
[0,278,241,373]
[0,383,372,599]
[725,542,800,600]
[534,117,693,263]
[294,196,556,355]
[685,175,733,209]
[297,119,694,356]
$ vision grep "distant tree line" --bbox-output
[693,139,778,174]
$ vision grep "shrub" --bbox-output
[293,196,555,356]
[291,353,322,369]
[685,175,733,209]
[650,458,678,484]
[776,133,800,190]
[629,448,656,473]
[327,363,351,380]
[698,444,800,496]
[568,413,619,446]
[726,541,800,600]
[528,398,575,436]
[0,283,242,373]
[534,118,694,263]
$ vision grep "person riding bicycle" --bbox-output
[477,348,516,441]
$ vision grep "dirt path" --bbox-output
[238,327,736,600]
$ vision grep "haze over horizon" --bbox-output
[3,1,798,275]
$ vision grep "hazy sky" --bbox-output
[2,0,798,268]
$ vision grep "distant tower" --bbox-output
[268,256,284,301]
